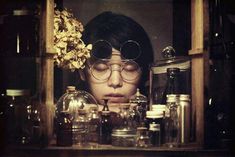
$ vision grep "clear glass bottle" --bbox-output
[72,109,89,146]
[129,88,148,126]
[56,111,72,146]
[99,111,112,145]
[164,94,180,148]
[87,105,100,146]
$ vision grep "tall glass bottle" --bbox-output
[99,99,112,145]
[161,68,181,104]
[164,94,180,148]
[99,111,112,145]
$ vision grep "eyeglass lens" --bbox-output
[91,60,141,81]
[92,40,141,60]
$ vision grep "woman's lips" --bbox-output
[104,94,125,103]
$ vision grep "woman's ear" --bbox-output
[78,69,86,81]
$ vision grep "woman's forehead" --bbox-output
[111,48,121,60]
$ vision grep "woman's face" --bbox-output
[85,48,141,112]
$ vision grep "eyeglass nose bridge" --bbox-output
[92,39,142,60]
[109,64,123,72]
[90,59,141,81]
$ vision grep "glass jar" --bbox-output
[145,110,164,145]
[87,105,100,146]
[149,123,161,147]
[118,103,131,127]
[149,50,191,108]
[5,89,31,145]
[129,103,141,128]
[179,94,191,144]
[111,127,136,147]
[129,89,148,126]
[72,109,89,146]
[56,111,72,146]
[135,127,151,148]
[56,86,98,121]
[1,9,39,57]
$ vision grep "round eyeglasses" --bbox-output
[89,59,141,81]
[91,40,142,60]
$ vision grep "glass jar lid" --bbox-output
[112,127,136,137]
[6,89,30,97]
[129,88,147,103]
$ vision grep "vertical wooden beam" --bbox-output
[40,0,55,145]
[189,0,209,147]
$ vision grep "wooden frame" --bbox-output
[189,0,209,147]
[40,0,209,148]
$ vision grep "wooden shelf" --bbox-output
[2,145,233,157]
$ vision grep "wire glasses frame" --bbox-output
[89,59,142,82]
[91,39,142,60]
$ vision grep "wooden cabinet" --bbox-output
[3,1,232,157]
[38,0,209,148]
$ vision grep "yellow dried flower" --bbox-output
[53,8,92,71]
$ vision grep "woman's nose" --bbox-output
[108,67,123,88]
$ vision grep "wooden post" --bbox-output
[40,0,55,145]
[189,0,209,147]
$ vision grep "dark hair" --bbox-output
[82,11,154,95]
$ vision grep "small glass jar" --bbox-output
[87,105,100,146]
[149,123,161,147]
[135,127,151,148]
[145,110,164,145]
[72,109,89,146]
[111,127,136,147]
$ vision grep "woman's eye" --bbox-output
[123,63,138,72]
[93,63,109,71]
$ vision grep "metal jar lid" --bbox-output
[166,94,180,103]
[6,89,30,97]
[112,127,136,137]
[146,110,163,119]
[179,94,191,101]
